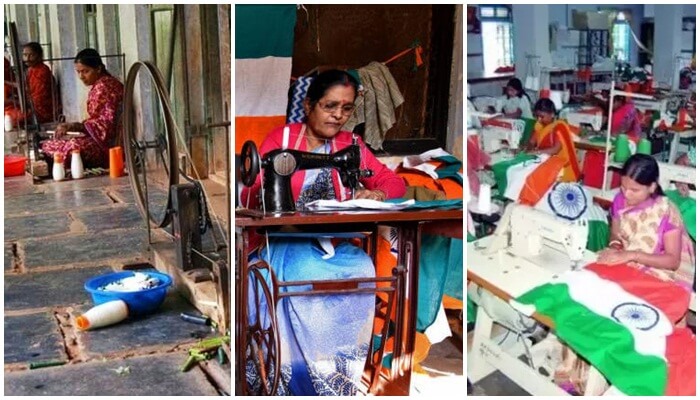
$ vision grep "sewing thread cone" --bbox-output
[76,300,128,330]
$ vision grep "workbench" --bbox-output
[235,208,462,395]
[466,236,622,396]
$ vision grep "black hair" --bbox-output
[533,98,556,115]
[74,48,105,72]
[23,42,43,58]
[620,153,664,196]
[305,69,359,106]
[506,78,531,103]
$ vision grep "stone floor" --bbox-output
[4,174,230,396]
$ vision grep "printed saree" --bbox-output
[612,193,695,291]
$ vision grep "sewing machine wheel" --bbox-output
[245,262,281,395]
[123,61,178,228]
[240,140,260,187]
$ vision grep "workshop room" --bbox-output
[4,4,230,396]
[467,3,696,397]
[234,4,463,396]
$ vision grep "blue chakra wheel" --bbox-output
[547,182,587,220]
[611,302,660,331]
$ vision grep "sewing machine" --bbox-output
[485,203,588,269]
[240,138,373,213]
[659,161,696,194]
[478,118,525,154]
[563,107,603,132]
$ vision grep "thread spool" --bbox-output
[478,184,491,213]
[614,134,631,163]
[76,300,128,330]
[109,146,124,178]
[637,138,652,155]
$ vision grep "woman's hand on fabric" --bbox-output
[597,249,636,265]
[676,182,691,197]
[354,189,386,201]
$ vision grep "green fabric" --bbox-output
[466,296,476,323]
[491,153,538,196]
[417,235,463,332]
[434,155,463,185]
[586,220,610,252]
[688,145,696,166]
[665,190,696,241]
[347,69,361,86]
[235,5,296,58]
[519,117,536,147]
[517,283,667,396]
[386,199,462,210]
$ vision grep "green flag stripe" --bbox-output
[235,5,296,59]
[517,283,667,395]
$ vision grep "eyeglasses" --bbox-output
[317,101,356,116]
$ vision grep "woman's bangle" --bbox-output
[609,240,623,250]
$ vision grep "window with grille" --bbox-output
[85,4,99,50]
[612,12,630,62]
[480,5,513,73]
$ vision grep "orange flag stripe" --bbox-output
[234,115,287,154]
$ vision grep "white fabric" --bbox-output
[503,155,550,201]
[235,56,292,116]
[304,199,415,211]
[499,95,533,119]
[424,303,452,344]
[558,269,669,359]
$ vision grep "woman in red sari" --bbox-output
[41,48,123,168]
[4,42,60,124]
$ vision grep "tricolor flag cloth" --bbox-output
[511,263,695,396]
[235,5,296,153]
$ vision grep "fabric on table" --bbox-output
[665,190,696,241]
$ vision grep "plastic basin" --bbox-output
[84,271,172,316]
[4,155,26,177]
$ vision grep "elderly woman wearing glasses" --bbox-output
[242,69,405,208]
[240,70,405,395]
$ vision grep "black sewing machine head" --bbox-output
[240,137,373,213]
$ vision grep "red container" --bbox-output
[4,155,27,177]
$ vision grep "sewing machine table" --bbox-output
[235,208,462,395]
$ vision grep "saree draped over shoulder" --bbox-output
[533,120,581,182]
[611,192,696,291]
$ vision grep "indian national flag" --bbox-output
[511,263,695,396]
[235,5,296,153]
[492,154,565,206]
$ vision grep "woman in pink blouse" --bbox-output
[42,48,123,168]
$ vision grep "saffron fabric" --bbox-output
[41,74,124,168]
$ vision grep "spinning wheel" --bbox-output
[245,261,281,395]
[123,61,179,228]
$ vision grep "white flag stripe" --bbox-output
[235,56,293,116]
[559,269,670,359]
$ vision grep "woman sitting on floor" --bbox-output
[41,48,123,168]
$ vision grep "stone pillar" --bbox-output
[47,4,87,122]
[96,4,123,80]
[513,5,551,85]
[653,5,683,89]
